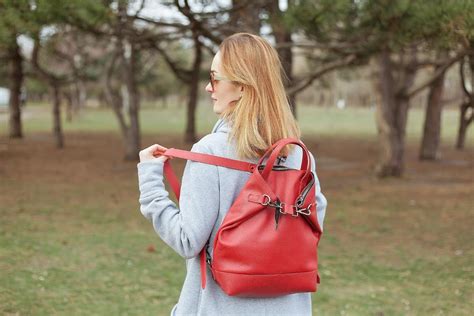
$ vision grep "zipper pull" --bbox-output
[275,207,281,230]
[273,199,282,230]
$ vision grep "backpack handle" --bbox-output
[259,138,311,179]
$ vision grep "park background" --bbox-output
[1,1,473,315]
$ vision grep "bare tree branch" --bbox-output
[31,35,73,85]
[406,51,467,98]
[173,0,223,44]
[287,54,357,95]
[135,16,188,29]
[31,27,105,88]
[192,0,254,17]
[459,57,471,98]
[152,41,192,83]
[133,0,147,19]
[275,41,357,50]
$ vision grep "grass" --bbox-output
[11,101,472,147]
[0,103,473,315]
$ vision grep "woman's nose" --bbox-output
[205,82,213,92]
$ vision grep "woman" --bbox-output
[138,33,328,315]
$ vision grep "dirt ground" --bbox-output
[1,131,472,254]
[0,133,474,241]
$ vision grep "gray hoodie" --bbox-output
[137,118,328,315]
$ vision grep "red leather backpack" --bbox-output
[156,138,322,297]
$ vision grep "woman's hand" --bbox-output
[139,144,171,163]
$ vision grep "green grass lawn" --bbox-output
[1,103,473,315]
[12,101,472,146]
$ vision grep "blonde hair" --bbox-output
[219,33,301,160]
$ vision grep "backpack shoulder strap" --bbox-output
[164,148,257,173]
[157,148,257,290]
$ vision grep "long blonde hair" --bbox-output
[219,33,301,160]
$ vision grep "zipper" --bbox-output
[257,164,293,171]
[295,174,315,206]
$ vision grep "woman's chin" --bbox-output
[213,105,222,115]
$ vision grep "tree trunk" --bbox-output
[456,53,474,149]
[268,0,296,117]
[230,0,263,34]
[104,49,129,146]
[31,33,66,148]
[374,49,416,177]
[185,34,202,143]
[456,101,473,149]
[420,63,447,160]
[104,13,141,161]
[124,43,141,161]
[8,39,23,139]
[65,90,73,122]
[51,83,64,148]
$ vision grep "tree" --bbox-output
[418,1,473,159]
[145,0,223,143]
[31,31,73,148]
[456,51,474,149]
[285,0,362,114]
[266,0,297,115]
[96,0,201,158]
[229,0,265,35]
[100,0,145,160]
[55,28,97,121]
[0,0,34,139]
[367,0,470,175]
[286,0,471,177]
[6,38,24,138]
[419,51,449,160]
[138,49,181,108]
[0,0,107,145]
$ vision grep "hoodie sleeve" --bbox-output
[309,152,328,231]
[137,142,219,259]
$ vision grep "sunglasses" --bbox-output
[209,71,231,91]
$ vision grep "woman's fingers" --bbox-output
[139,144,170,162]
[152,146,167,157]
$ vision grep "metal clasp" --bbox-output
[267,199,286,211]
[261,194,271,206]
[295,203,312,216]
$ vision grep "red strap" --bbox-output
[159,149,256,290]
[163,160,208,288]
[200,247,207,289]
[164,148,256,172]
[163,161,181,200]
[163,160,207,288]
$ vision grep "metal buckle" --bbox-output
[267,199,279,208]
[267,199,289,215]
[278,202,288,215]
[261,194,271,206]
[296,203,312,216]
[292,205,300,217]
